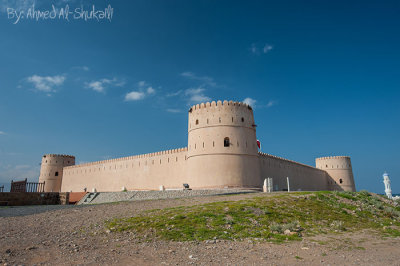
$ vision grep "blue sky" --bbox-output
[0,0,399,193]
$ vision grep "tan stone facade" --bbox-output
[38,100,356,192]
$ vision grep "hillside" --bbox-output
[106,191,400,242]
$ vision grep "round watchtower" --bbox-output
[38,154,75,192]
[187,100,261,189]
[315,156,356,192]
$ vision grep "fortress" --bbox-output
[38,100,356,193]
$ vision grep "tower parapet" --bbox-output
[187,100,261,188]
[315,156,355,192]
[38,154,75,192]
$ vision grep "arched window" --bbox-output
[196,119,199,125]
[339,179,343,184]
[224,137,230,147]
[241,117,244,122]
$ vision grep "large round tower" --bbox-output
[187,100,261,189]
[38,154,75,192]
[315,156,356,192]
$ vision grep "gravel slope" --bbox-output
[1,192,400,265]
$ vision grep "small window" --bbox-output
[241,117,244,122]
[213,141,215,147]
[203,142,204,148]
[339,179,343,184]
[55,172,59,176]
[224,137,230,147]
[219,117,221,123]
[207,119,209,124]
[232,117,234,122]
[196,119,199,125]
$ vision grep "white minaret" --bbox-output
[383,172,392,199]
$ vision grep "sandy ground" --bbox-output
[1,192,400,265]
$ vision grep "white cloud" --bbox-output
[166,90,182,97]
[85,78,123,93]
[75,66,89,71]
[185,87,205,96]
[250,43,259,54]
[146,86,155,94]
[266,100,276,108]
[185,87,211,104]
[138,81,147,87]
[263,44,273,53]
[181,72,217,87]
[189,94,211,103]
[250,43,274,55]
[124,91,145,101]
[0,131,5,135]
[27,74,66,93]
[243,97,256,107]
[124,81,156,102]
[86,80,105,92]
[166,109,181,113]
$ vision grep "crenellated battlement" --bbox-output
[259,152,322,171]
[315,156,350,161]
[43,154,75,159]
[64,147,188,169]
[189,100,253,113]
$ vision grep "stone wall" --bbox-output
[259,153,332,191]
[61,148,188,192]
[0,192,69,206]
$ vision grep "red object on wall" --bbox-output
[257,140,261,149]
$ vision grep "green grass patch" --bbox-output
[104,191,400,242]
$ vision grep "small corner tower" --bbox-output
[38,154,75,192]
[315,156,356,192]
[186,100,261,189]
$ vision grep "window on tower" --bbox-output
[224,137,230,147]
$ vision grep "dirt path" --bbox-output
[1,193,399,265]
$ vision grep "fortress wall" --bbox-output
[61,148,188,192]
[259,153,330,191]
